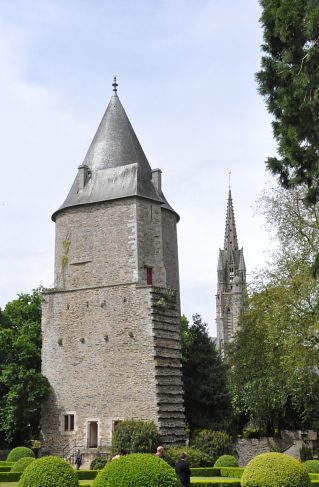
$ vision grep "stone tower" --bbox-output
[41,81,185,456]
[216,189,246,352]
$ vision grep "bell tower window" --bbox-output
[229,267,234,282]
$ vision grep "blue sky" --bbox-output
[0,0,276,335]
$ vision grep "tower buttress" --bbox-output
[216,190,246,353]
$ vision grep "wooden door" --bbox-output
[88,422,98,448]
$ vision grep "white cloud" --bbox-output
[0,1,276,337]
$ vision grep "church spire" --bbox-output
[223,189,239,252]
[216,187,246,353]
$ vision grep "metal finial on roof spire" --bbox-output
[112,76,118,93]
[228,171,231,190]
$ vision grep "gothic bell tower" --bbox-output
[216,189,246,352]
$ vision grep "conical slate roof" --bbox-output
[52,90,177,220]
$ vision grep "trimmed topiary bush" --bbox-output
[11,457,36,472]
[90,456,108,470]
[7,447,35,463]
[241,452,311,487]
[165,446,213,467]
[191,430,233,464]
[93,453,179,487]
[111,419,160,454]
[18,456,79,487]
[304,460,319,473]
[214,455,238,468]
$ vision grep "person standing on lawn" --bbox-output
[175,452,191,487]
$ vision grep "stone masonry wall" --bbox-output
[234,431,312,465]
[54,199,137,290]
[41,284,159,455]
[161,209,180,295]
[136,199,167,287]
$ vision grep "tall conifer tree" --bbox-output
[257,0,319,205]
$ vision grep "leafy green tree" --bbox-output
[191,430,233,464]
[257,0,319,205]
[228,186,319,434]
[258,185,319,264]
[181,314,231,433]
[0,289,50,446]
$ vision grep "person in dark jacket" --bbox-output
[75,449,82,470]
[175,452,191,487]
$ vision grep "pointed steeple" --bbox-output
[223,190,238,252]
[216,187,247,353]
[52,80,177,220]
[238,251,246,272]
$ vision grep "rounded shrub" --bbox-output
[93,453,179,487]
[191,430,233,464]
[7,447,35,462]
[165,446,213,467]
[241,452,311,487]
[111,419,160,454]
[214,454,238,467]
[18,456,79,487]
[303,460,319,473]
[11,457,36,472]
[90,456,108,470]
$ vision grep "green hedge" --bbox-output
[0,461,15,466]
[220,467,244,478]
[191,480,241,486]
[191,467,221,477]
[0,465,11,471]
[77,469,98,480]
[0,465,97,481]
[0,471,22,481]
[190,467,244,479]
[310,474,319,480]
